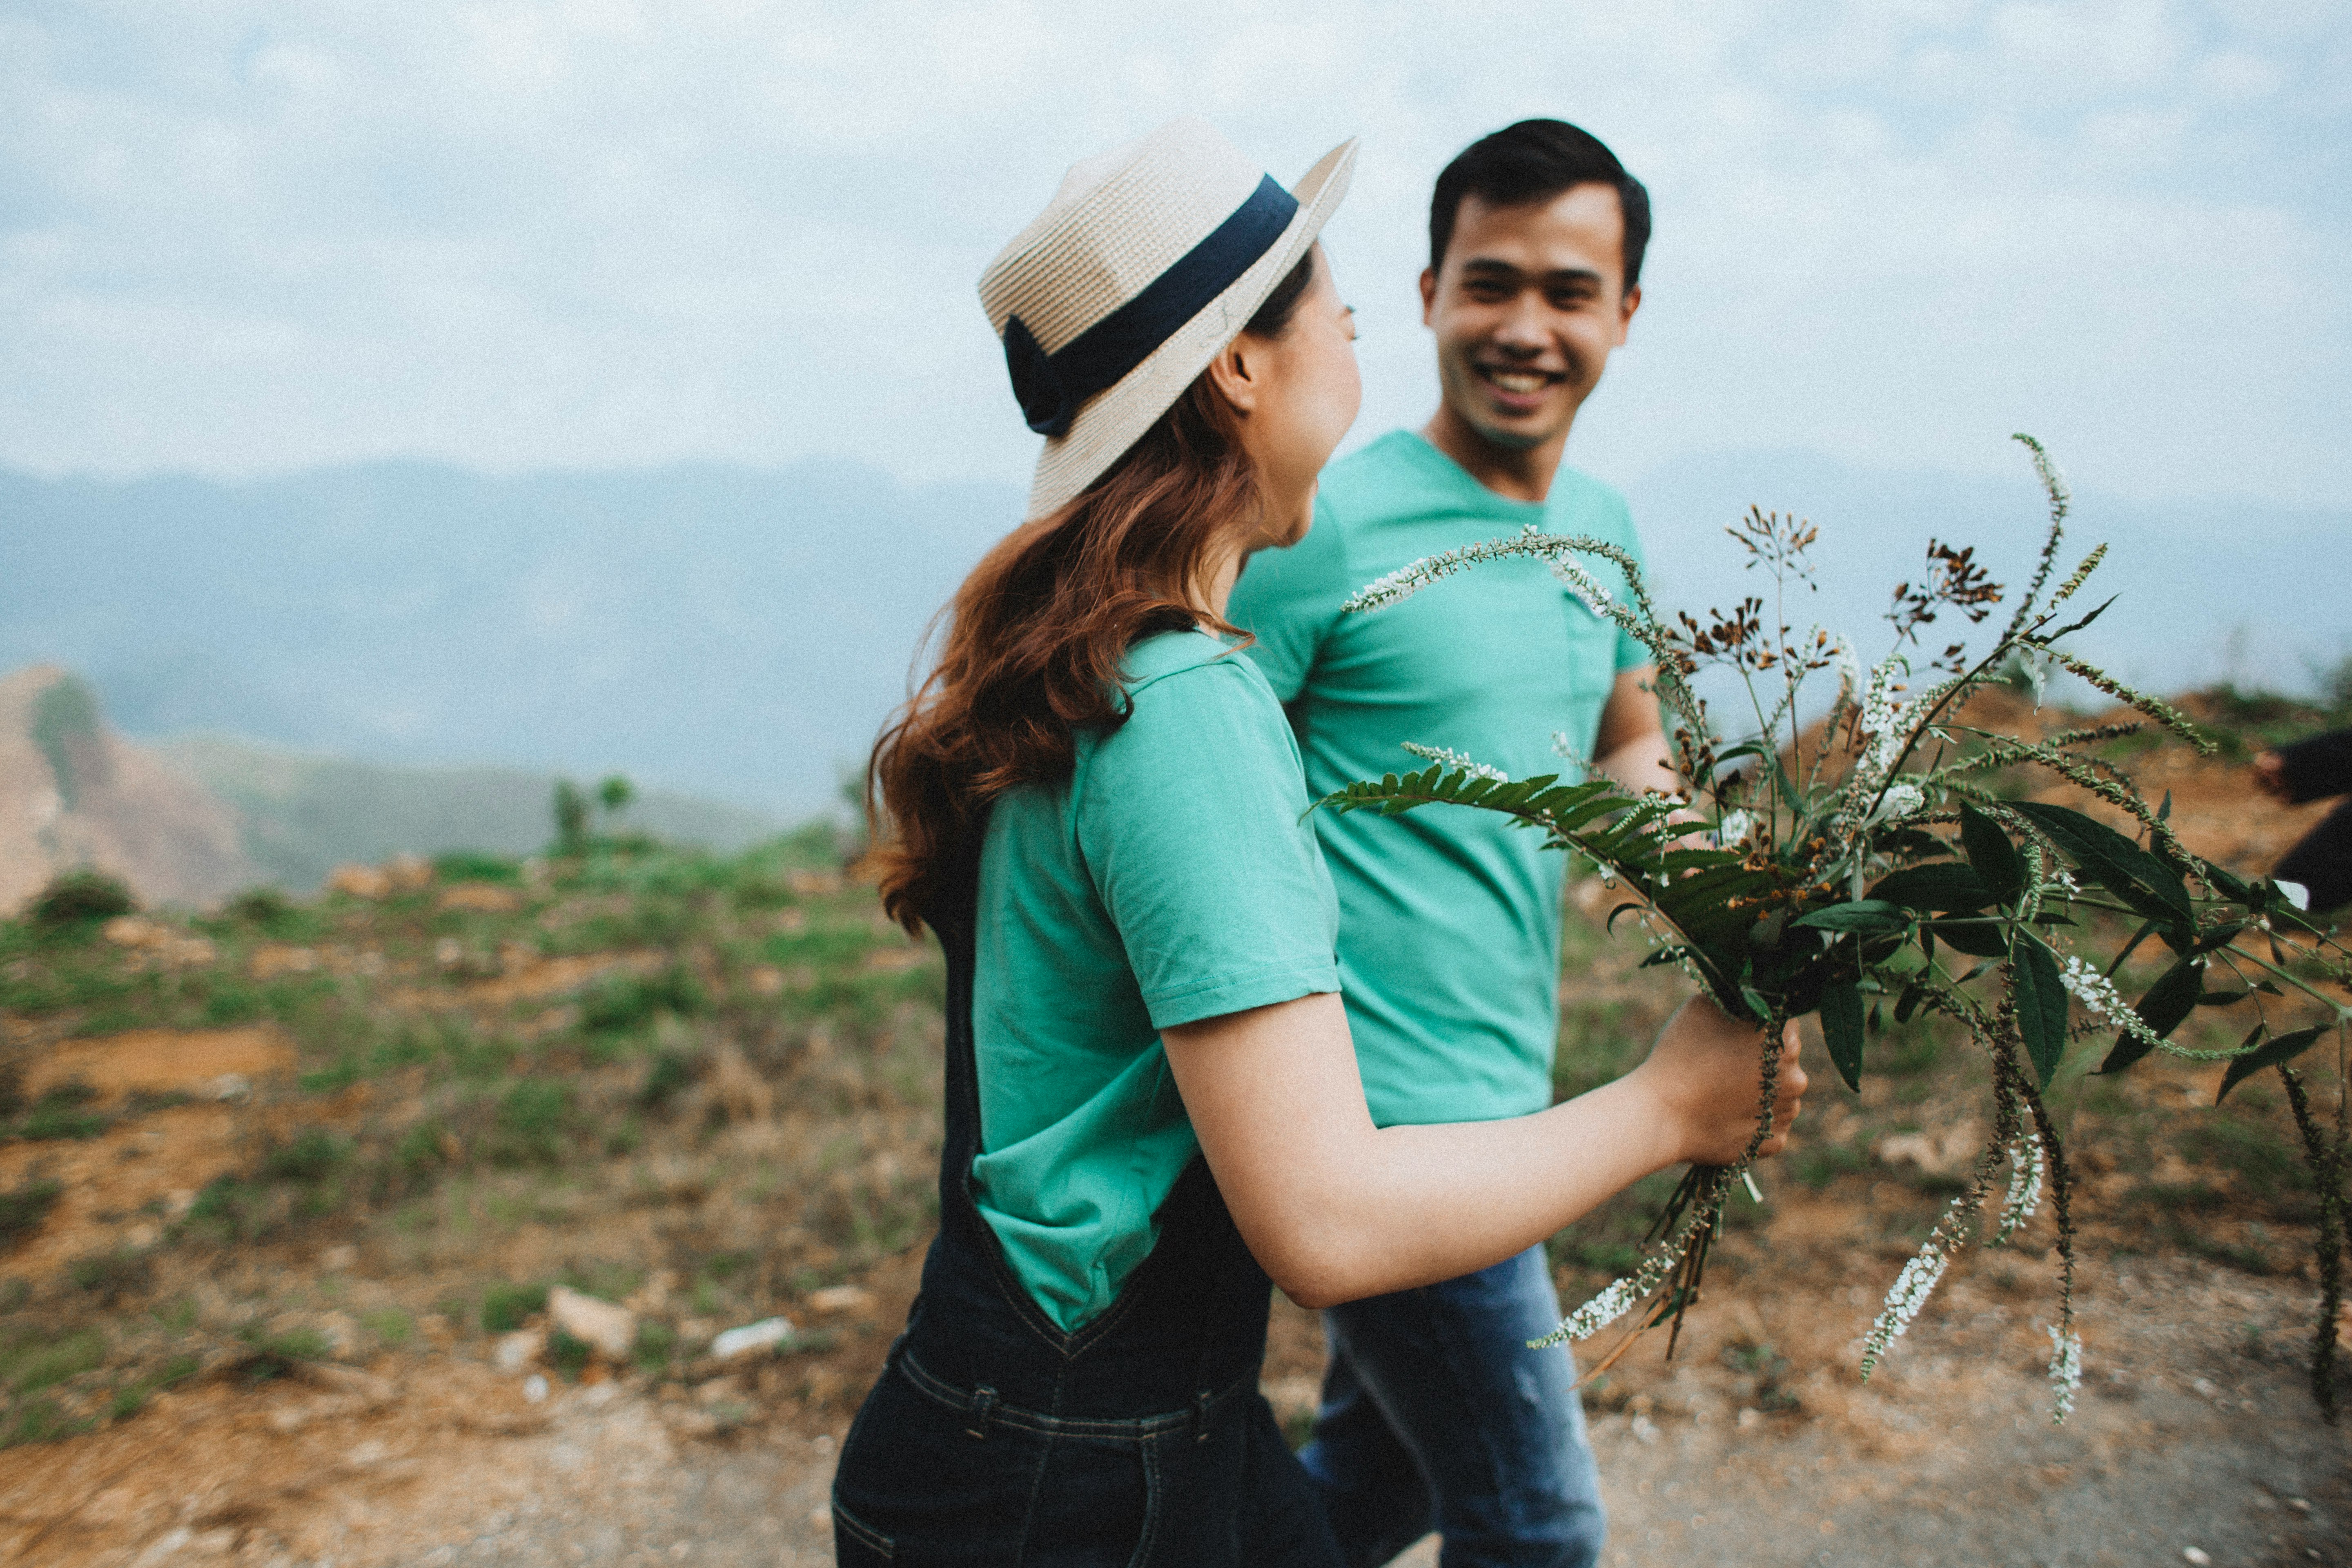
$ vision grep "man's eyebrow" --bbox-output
[1457,258,1606,288]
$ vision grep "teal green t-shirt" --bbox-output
[970,629,1341,1331]
[1227,430,1647,1128]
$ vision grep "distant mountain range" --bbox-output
[4,451,2344,817]
[0,665,784,909]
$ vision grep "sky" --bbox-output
[3,0,2350,510]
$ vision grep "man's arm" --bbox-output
[1590,666,1677,797]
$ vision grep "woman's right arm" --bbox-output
[1160,991,1803,1310]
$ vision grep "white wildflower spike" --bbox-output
[1401,743,1507,783]
[1853,656,1913,787]
[1717,810,1756,849]
[1872,782,1926,823]
[1829,636,1863,706]
[2046,1325,2083,1423]
[1993,1137,2045,1245]
[1860,1235,1951,1379]
[1549,732,1591,772]
[1544,1276,1640,1345]
[1547,555,1620,618]
[2058,956,2165,1051]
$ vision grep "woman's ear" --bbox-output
[1203,337,1261,416]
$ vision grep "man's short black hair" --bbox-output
[1428,120,1651,291]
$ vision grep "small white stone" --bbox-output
[494,1330,545,1372]
[710,1317,794,1360]
[548,1285,638,1360]
[522,1374,550,1403]
[2183,1549,2212,1566]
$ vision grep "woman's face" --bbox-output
[1230,245,1361,548]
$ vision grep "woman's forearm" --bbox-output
[1265,1075,1680,1307]
[1161,990,1800,1310]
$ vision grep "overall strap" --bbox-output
[926,811,992,1236]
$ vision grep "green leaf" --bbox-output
[1820,978,1865,1092]
[1869,863,1995,913]
[2094,956,2205,1075]
[2012,933,2069,1086]
[2008,800,2191,925]
[2216,1025,2330,1105]
[1927,918,2009,958]
[1957,803,2025,906]
[2201,862,2254,902]
[1791,900,1911,935]
[1872,942,1928,978]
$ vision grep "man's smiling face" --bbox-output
[1421,183,1640,455]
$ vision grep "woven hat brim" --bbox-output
[1020,137,1358,522]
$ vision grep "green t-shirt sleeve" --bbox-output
[1226,496,1350,703]
[1075,655,1339,1029]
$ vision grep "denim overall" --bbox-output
[831,830,1344,1568]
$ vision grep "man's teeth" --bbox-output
[1486,370,1549,394]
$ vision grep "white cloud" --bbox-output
[0,0,2345,507]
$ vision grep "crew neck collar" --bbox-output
[1391,428,1551,513]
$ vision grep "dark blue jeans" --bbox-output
[1300,1245,1606,1568]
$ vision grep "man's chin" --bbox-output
[1461,412,1552,453]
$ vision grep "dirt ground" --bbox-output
[7,1184,2346,1568]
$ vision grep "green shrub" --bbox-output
[2,1324,106,1394]
[488,1080,572,1165]
[581,966,708,1036]
[236,1326,330,1382]
[1,1396,80,1447]
[396,1122,452,1172]
[481,1281,549,1333]
[0,1178,62,1245]
[637,1049,695,1111]
[362,1309,413,1347]
[67,1249,152,1305]
[19,1082,106,1141]
[432,851,525,885]
[262,1129,350,1184]
[29,869,136,931]
[632,1320,678,1372]
[183,1175,272,1242]
[546,1327,592,1379]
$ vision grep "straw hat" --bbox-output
[979,118,1357,521]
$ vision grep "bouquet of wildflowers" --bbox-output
[1316,437,2352,1419]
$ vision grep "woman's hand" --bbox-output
[1625,998,1806,1167]
[2254,750,2289,800]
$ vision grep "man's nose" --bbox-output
[1488,298,1549,353]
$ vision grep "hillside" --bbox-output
[155,735,784,894]
[0,667,259,914]
[0,688,2346,1564]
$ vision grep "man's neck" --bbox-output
[1419,405,1570,505]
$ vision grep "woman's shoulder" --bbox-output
[1119,628,1280,706]
[1078,630,1294,782]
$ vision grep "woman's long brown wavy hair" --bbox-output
[869,256,1316,934]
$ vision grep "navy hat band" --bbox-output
[1002,175,1300,438]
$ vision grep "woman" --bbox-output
[835,119,1805,1567]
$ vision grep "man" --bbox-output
[1228,120,1672,1568]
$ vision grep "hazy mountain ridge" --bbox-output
[4,452,2343,820]
[0,666,260,911]
[155,732,783,893]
